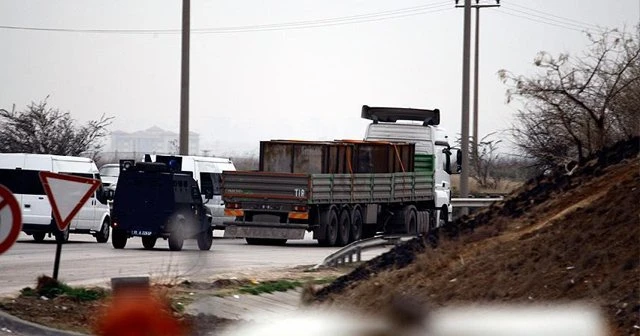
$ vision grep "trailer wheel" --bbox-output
[318,208,339,247]
[112,229,127,249]
[142,236,157,249]
[337,208,351,247]
[405,206,418,235]
[350,208,363,243]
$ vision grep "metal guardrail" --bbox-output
[451,197,503,207]
[312,235,414,269]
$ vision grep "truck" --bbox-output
[221,105,459,246]
[109,158,214,251]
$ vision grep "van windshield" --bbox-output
[99,166,120,177]
[0,169,45,195]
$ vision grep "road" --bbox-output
[0,231,386,296]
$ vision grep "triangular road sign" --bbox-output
[39,171,101,231]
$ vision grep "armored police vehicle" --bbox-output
[110,157,214,251]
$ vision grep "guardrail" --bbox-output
[312,235,414,269]
[451,197,503,207]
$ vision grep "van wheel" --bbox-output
[55,226,70,243]
[197,229,213,250]
[142,236,157,249]
[95,219,110,243]
[32,232,46,242]
[112,229,127,249]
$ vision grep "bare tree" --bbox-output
[0,97,113,157]
[458,132,503,189]
[499,27,640,167]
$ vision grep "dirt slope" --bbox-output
[312,138,639,336]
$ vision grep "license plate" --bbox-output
[132,230,153,236]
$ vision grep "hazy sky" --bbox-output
[0,0,637,156]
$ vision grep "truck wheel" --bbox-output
[318,208,339,247]
[142,236,157,249]
[349,208,363,243]
[112,229,127,249]
[197,229,213,250]
[55,226,70,243]
[337,208,351,247]
[405,206,417,235]
[168,225,184,251]
[95,219,110,243]
[32,232,45,242]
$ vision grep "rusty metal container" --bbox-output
[335,140,415,173]
[260,140,415,174]
[259,140,349,174]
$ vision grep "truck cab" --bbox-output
[362,105,457,224]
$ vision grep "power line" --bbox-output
[500,6,602,33]
[497,9,594,33]
[0,1,452,35]
[507,3,603,30]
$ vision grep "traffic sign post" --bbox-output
[39,172,102,280]
[0,185,22,255]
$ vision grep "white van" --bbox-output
[143,154,237,229]
[0,153,111,243]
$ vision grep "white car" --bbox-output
[99,163,120,191]
[0,153,111,243]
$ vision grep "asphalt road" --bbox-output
[0,230,386,297]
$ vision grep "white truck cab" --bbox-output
[143,154,237,229]
[0,153,111,243]
[363,106,457,225]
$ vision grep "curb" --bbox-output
[0,310,88,336]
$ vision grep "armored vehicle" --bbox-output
[110,158,213,251]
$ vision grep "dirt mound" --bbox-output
[312,137,640,335]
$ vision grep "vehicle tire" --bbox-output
[318,208,339,247]
[349,208,363,243]
[197,229,213,251]
[95,219,110,243]
[336,208,351,247]
[112,229,127,249]
[32,232,46,242]
[168,224,185,251]
[142,236,157,249]
[245,238,261,245]
[405,206,418,235]
[54,226,70,243]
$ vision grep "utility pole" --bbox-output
[455,0,472,214]
[179,0,190,155]
[457,0,500,165]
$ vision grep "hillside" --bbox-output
[312,138,639,335]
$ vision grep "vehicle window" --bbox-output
[200,172,213,197]
[0,169,46,195]
[212,173,222,196]
[99,166,120,177]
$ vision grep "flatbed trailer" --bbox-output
[222,170,438,246]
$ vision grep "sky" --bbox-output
[0,0,638,157]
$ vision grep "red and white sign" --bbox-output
[39,172,101,231]
[0,184,22,254]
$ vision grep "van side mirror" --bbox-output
[96,186,112,204]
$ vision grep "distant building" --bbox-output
[108,126,199,155]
